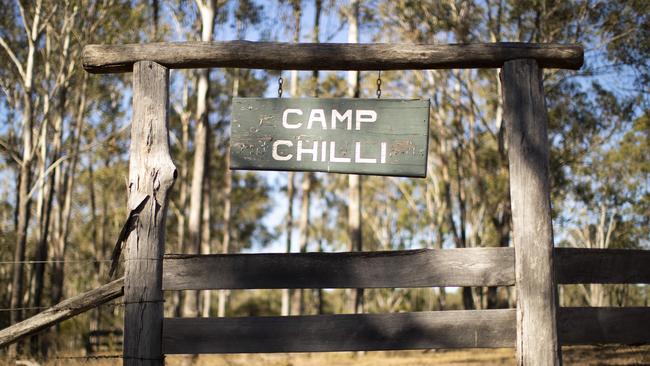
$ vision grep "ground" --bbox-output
[5,346,650,366]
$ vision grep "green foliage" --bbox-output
[0,0,648,357]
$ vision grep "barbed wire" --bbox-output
[53,354,122,360]
[0,259,113,265]
[0,300,128,312]
[0,257,172,265]
[0,306,50,312]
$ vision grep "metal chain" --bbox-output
[376,71,382,99]
[278,76,284,98]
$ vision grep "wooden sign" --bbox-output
[230,98,430,177]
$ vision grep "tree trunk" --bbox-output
[291,172,312,315]
[10,34,37,337]
[346,0,364,315]
[217,66,237,320]
[216,134,230,318]
[173,73,191,317]
[183,0,216,321]
[51,75,87,306]
[282,0,301,317]
[282,171,295,316]
[200,145,212,317]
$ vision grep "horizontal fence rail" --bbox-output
[162,248,515,290]
[555,248,650,284]
[162,310,516,354]
[82,42,584,74]
[162,307,650,354]
[162,247,650,290]
[558,307,650,345]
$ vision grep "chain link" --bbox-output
[376,71,382,99]
[278,76,284,98]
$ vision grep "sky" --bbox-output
[1,0,643,255]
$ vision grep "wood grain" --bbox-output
[0,277,124,348]
[230,98,430,177]
[82,41,583,73]
[555,248,650,284]
[162,309,516,354]
[123,61,176,366]
[558,307,650,345]
[162,248,515,290]
[502,59,561,365]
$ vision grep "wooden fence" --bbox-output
[160,247,650,354]
[2,248,648,353]
[7,41,641,366]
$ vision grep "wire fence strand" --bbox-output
[0,259,113,265]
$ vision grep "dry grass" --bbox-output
[4,346,650,366]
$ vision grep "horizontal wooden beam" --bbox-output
[555,248,650,284]
[82,41,583,74]
[558,307,650,345]
[162,248,515,290]
[0,277,124,348]
[162,307,650,354]
[162,309,516,354]
[162,247,650,290]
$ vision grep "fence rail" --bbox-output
[163,248,515,290]
[162,248,650,290]
[161,307,650,354]
[555,248,650,284]
[162,309,515,354]
[1,249,648,351]
[558,307,650,345]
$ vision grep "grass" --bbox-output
[6,346,649,366]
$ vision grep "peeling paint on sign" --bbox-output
[230,98,430,178]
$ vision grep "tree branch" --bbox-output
[0,36,26,83]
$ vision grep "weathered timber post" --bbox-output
[502,59,561,365]
[124,61,176,366]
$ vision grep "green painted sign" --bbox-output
[230,98,430,177]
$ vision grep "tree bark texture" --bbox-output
[83,42,584,73]
[123,61,176,366]
[183,0,216,320]
[502,59,561,366]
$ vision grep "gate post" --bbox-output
[124,61,176,366]
[502,59,561,365]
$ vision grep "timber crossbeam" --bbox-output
[82,41,583,73]
[161,307,650,354]
[0,277,124,348]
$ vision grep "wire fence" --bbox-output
[0,259,113,265]
[0,302,127,313]
[53,354,122,360]
[0,259,126,317]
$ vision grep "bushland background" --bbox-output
[0,0,648,364]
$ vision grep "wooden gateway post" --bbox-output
[80,42,593,366]
[502,59,561,365]
[123,61,176,366]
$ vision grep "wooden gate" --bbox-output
[81,42,650,366]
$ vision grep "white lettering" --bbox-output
[307,109,327,130]
[331,109,352,130]
[329,141,351,163]
[272,140,293,161]
[380,142,387,163]
[355,110,377,130]
[297,140,318,161]
[355,142,377,164]
[282,109,303,129]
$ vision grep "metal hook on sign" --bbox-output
[278,76,284,98]
[376,71,382,99]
